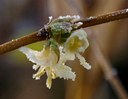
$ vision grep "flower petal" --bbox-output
[65,29,89,53]
[46,71,52,89]
[76,53,91,70]
[59,46,75,63]
[54,65,76,81]
[32,65,39,70]
[19,47,45,65]
[33,67,45,80]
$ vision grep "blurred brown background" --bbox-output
[0,0,128,99]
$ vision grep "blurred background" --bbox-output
[0,0,128,99]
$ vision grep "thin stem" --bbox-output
[78,8,128,28]
[0,29,49,54]
[0,8,128,54]
[90,34,128,99]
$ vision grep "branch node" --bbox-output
[37,27,50,40]
[105,68,118,80]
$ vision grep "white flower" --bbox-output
[19,15,91,89]
[19,46,75,89]
[64,29,91,70]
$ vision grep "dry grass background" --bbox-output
[47,0,128,99]
[0,0,128,99]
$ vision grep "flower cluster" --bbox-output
[19,15,91,89]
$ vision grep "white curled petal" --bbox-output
[59,46,75,62]
[46,71,52,89]
[76,53,91,70]
[64,29,89,53]
[62,48,76,60]
[54,65,76,81]
[58,52,75,65]
[32,67,45,80]
[72,29,89,52]
[19,47,44,65]
[65,53,75,61]
[19,47,38,63]
[46,77,52,89]
[32,65,39,70]
[79,38,89,53]
[33,76,40,80]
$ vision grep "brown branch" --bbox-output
[90,34,128,99]
[78,8,128,28]
[0,29,49,54]
[0,8,128,55]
